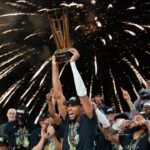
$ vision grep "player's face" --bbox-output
[67,105,82,120]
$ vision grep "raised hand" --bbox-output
[46,89,54,102]
[41,128,48,140]
[47,125,56,138]
[69,48,80,62]
[122,88,131,101]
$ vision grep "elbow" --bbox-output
[105,134,113,141]
[102,127,112,139]
[86,110,94,119]
[84,105,94,119]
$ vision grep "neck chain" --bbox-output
[68,121,80,150]
[128,132,145,150]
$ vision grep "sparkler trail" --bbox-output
[89,74,93,99]
[2,28,23,34]
[123,22,145,31]
[34,102,47,124]
[109,69,123,112]
[30,56,53,82]
[0,48,20,58]
[0,48,35,68]
[0,78,24,104]
[24,32,46,40]
[3,79,24,107]
[0,13,36,18]
[39,72,48,86]
[26,86,42,107]
[122,58,147,88]
[20,80,36,100]
[0,42,16,49]
[0,60,24,80]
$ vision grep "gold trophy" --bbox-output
[48,8,72,63]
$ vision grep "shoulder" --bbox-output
[27,120,38,131]
[31,127,41,136]
[0,123,7,133]
[4,121,16,129]
[4,121,16,134]
[0,123,7,128]
[80,113,97,128]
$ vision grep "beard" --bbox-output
[126,125,142,134]
[68,116,78,123]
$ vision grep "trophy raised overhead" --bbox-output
[48,8,72,63]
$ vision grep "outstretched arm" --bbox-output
[92,102,120,144]
[102,126,120,144]
[52,58,67,119]
[69,48,93,119]
[46,89,56,116]
[122,89,136,111]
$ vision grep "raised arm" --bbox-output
[92,102,120,144]
[46,90,62,126]
[122,89,136,111]
[46,89,56,116]
[102,126,120,145]
[52,58,67,119]
[69,48,93,119]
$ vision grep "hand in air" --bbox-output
[69,48,80,62]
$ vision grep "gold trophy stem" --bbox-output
[48,18,63,49]
[63,14,70,48]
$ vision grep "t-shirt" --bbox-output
[119,132,150,150]
[0,123,7,134]
[4,120,37,150]
[95,131,113,150]
[60,112,97,150]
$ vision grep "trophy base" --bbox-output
[55,49,72,63]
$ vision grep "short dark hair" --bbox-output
[16,105,29,119]
[63,96,81,106]
[39,112,50,121]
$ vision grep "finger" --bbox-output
[70,48,79,54]
[121,87,125,92]
[70,48,76,51]
[52,55,55,60]
[70,48,77,53]
[69,49,75,54]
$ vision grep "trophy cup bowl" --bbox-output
[48,8,72,63]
